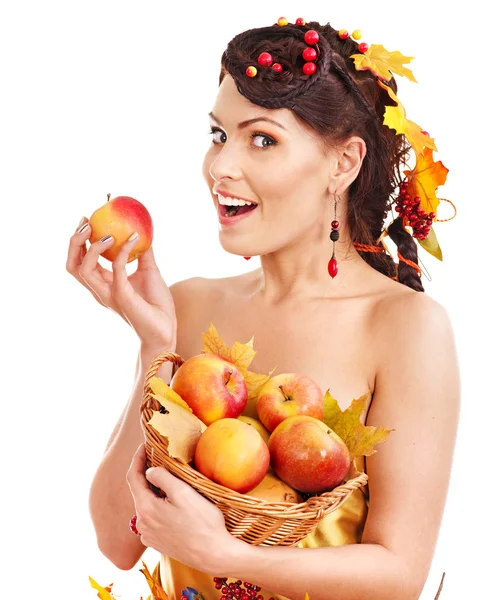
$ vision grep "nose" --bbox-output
[208,141,244,184]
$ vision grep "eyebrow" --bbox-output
[208,111,287,131]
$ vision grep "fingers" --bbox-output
[66,217,90,279]
[78,233,116,304]
[136,246,157,271]
[112,232,141,291]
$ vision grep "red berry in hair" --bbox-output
[338,29,349,40]
[258,52,273,67]
[304,29,320,45]
[302,47,317,61]
[358,42,369,53]
[302,62,316,75]
[271,62,283,72]
[296,17,306,25]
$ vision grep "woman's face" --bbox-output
[202,74,337,258]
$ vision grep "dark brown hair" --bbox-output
[220,20,424,291]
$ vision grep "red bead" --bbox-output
[296,18,306,26]
[304,30,319,45]
[328,257,338,278]
[429,212,436,219]
[331,220,339,229]
[358,42,369,53]
[257,52,273,67]
[302,47,317,61]
[243,256,251,260]
[338,29,349,40]
[271,62,283,72]
[302,62,316,75]
[245,66,257,77]
[129,515,139,535]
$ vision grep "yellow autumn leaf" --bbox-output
[201,322,276,400]
[351,44,416,82]
[89,577,116,600]
[148,376,192,412]
[139,560,169,600]
[417,228,443,261]
[323,391,394,459]
[377,81,437,155]
[147,397,207,463]
[404,147,449,217]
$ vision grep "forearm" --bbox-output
[89,343,175,568]
[218,540,417,600]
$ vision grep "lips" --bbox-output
[217,199,258,226]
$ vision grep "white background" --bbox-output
[1,1,480,598]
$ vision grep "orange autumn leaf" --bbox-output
[377,80,437,155]
[88,577,116,600]
[201,323,276,400]
[404,146,449,217]
[351,44,416,82]
[323,391,394,459]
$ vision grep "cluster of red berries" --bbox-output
[212,577,274,600]
[394,180,436,240]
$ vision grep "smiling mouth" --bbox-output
[221,203,258,217]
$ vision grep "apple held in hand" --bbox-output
[194,418,270,493]
[268,415,351,493]
[170,353,248,425]
[88,194,153,262]
[256,373,324,432]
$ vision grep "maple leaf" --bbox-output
[148,376,192,412]
[323,391,394,459]
[139,560,169,600]
[377,81,437,155]
[89,577,116,600]
[201,323,276,400]
[147,397,207,463]
[404,146,449,217]
[351,44,416,82]
[418,228,443,261]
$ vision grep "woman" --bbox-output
[67,18,460,600]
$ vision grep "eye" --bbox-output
[251,133,277,149]
[208,127,226,144]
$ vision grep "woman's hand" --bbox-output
[126,444,241,574]
[66,218,177,349]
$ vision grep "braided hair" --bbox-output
[220,21,424,292]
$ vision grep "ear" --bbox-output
[327,136,366,196]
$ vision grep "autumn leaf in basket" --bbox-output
[323,391,394,459]
[139,560,169,600]
[148,376,193,412]
[201,323,276,401]
[147,397,207,463]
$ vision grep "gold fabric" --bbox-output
[159,454,368,600]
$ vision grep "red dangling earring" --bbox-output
[243,256,252,260]
[328,195,340,278]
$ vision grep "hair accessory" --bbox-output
[277,17,288,26]
[245,66,258,77]
[352,29,363,40]
[271,63,283,72]
[258,52,273,67]
[296,17,306,25]
[328,196,340,278]
[358,42,369,53]
[338,29,349,39]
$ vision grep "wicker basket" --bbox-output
[140,352,368,547]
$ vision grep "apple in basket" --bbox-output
[88,194,153,263]
[256,373,324,432]
[170,353,248,425]
[194,418,270,493]
[237,415,271,444]
[268,415,351,493]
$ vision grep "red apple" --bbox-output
[268,415,351,493]
[194,418,270,493]
[88,194,153,262]
[170,353,247,425]
[256,373,324,432]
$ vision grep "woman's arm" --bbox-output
[213,293,460,600]
[89,277,202,570]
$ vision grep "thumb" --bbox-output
[145,465,188,500]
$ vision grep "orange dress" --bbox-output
[157,396,369,600]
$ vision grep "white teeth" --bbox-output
[217,194,256,207]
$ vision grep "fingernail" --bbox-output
[77,222,90,234]
[129,232,140,241]
[100,234,113,243]
[76,216,86,229]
